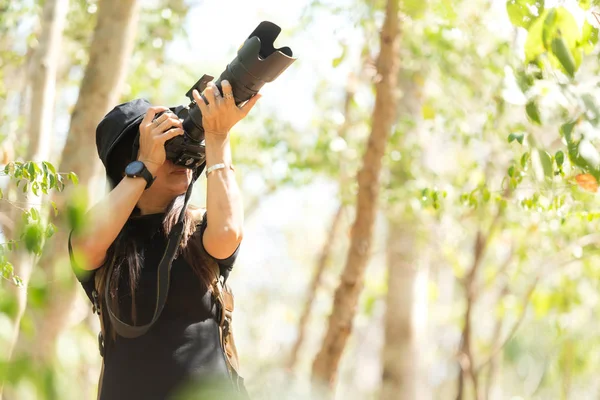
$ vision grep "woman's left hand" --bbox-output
[193,80,261,137]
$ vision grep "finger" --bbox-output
[239,94,261,116]
[158,127,184,143]
[222,80,235,107]
[210,83,224,107]
[203,85,217,106]
[149,112,171,131]
[210,82,222,98]
[141,106,169,128]
[154,116,182,134]
[193,89,210,116]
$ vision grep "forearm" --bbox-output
[203,134,244,257]
[70,174,150,269]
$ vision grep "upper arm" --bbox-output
[68,231,100,282]
[68,231,106,272]
[197,210,241,264]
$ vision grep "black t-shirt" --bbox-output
[69,212,240,400]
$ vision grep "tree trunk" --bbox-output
[287,204,345,372]
[31,0,141,363]
[377,48,430,396]
[1,0,69,388]
[28,1,70,163]
[380,219,428,400]
[287,74,356,374]
[57,0,140,189]
[311,0,400,392]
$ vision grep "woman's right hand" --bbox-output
[137,106,184,175]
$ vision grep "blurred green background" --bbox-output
[1,0,600,399]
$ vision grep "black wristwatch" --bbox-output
[124,161,155,189]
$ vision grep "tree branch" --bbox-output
[457,200,507,400]
[475,277,539,373]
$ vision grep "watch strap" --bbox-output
[125,161,155,189]
[139,166,155,189]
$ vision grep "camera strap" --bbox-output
[104,165,204,338]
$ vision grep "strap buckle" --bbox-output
[92,289,100,315]
[211,275,233,339]
[98,331,105,358]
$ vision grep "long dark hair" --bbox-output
[97,135,218,340]
[95,195,218,341]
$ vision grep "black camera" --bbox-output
[162,21,296,171]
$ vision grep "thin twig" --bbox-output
[475,277,539,373]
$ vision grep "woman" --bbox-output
[69,80,260,400]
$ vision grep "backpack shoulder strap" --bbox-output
[93,271,107,400]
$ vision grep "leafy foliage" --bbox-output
[0,161,73,286]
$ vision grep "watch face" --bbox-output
[125,160,144,176]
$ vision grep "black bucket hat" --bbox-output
[96,99,188,188]
[96,99,151,188]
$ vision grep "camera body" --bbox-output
[163,21,296,171]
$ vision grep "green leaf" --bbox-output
[21,210,30,225]
[67,172,79,185]
[41,161,49,176]
[31,182,39,196]
[12,276,23,287]
[32,162,41,176]
[555,150,565,167]
[30,207,39,221]
[515,68,535,92]
[526,100,542,124]
[581,20,599,54]
[27,162,35,181]
[23,223,44,255]
[508,132,525,144]
[560,119,576,138]
[525,10,549,62]
[56,174,65,191]
[579,0,591,10]
[551,36,576,77]
[45,223,56,239]
[506,0,544,29]
[42,161,56,175]
[521,152,531,168]
[542,8,579,50]
[539,149,553,178]
[48,173,56,189]
[50,201,58,217]
[1,260,13,278]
